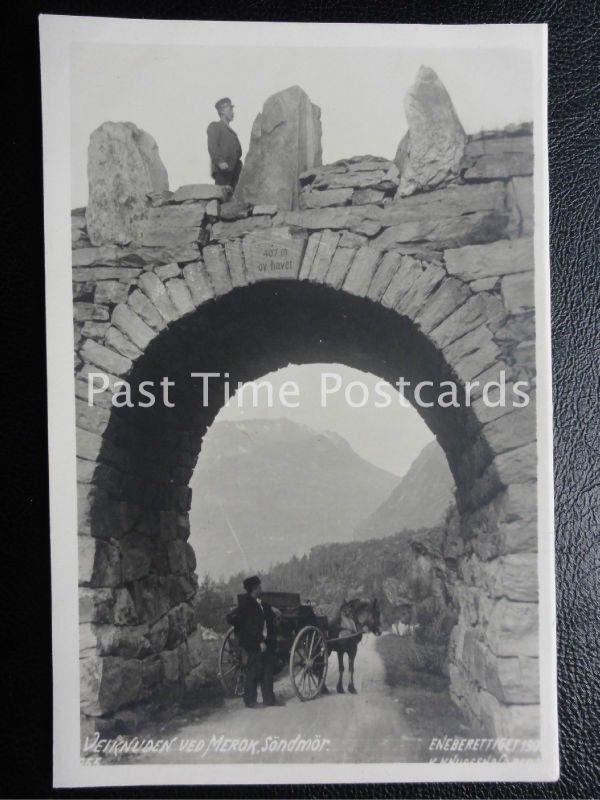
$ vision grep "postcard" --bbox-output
[40,16,557,786]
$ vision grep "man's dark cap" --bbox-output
[215,97,234,113]
[243,575,261,593]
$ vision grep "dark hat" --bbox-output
[243,575,261,593]
[215,97,234,113]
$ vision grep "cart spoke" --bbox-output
[302,668,309,693]
[292,653,306,670]
[313,630,320,658]
[293,661,306,679]
[219,628,246,697]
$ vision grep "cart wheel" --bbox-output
[290,625,328,701]
[219,627,245,697]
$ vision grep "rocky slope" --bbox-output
[189,418,399,579]
[354,440,454,540]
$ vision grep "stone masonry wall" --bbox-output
[73,123,538,739]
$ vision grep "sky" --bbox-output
[70,43,533,207]
[215,364,433,479]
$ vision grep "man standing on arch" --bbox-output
[207,97,243,191]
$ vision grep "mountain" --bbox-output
[189,418,399,579]
[353,440,454,540]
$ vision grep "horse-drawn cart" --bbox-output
[218,591,329,701]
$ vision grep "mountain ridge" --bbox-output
[353,440,454,540]
[190,417,399,579]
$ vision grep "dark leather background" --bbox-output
[4,0,598,797]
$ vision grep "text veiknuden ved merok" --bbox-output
[82,732,331,758]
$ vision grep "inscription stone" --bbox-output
[242,228,307,282]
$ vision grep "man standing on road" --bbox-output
[207,97,243,191]
[229,575,283,708]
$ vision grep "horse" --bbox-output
[324,598,382,695]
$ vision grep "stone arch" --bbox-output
[74,141,538,740]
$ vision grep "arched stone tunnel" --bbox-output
[74,80,539,742]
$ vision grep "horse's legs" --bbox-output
[320,650,329,695]
[336,649,345,693]
[348,646,357,694]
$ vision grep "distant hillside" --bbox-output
[354,440,454,541]
[190,418,399,579]
[225,523,447,625]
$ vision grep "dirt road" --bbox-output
[131,635,469,765]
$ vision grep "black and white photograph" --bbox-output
[40,17,558,787]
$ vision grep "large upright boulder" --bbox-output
[85,122,169,246]
[235,86,322,210]
[395,67,466,197]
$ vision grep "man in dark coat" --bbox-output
[207,97,243,191]
[228,575,283,708]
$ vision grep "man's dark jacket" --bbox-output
[207,120,242,176]
[228,595,277,653]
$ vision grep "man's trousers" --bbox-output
[213,160,242,191]
[243,648,276,706]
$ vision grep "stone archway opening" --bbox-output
[93,278,482,524]
[79,272,534,739]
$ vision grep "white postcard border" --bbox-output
[40,15,558,787]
